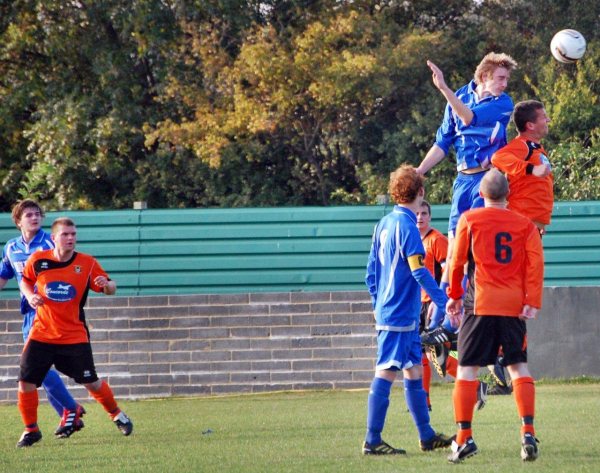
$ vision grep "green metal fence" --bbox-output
[0,201,598,297]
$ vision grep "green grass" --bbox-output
[1,383,599,473]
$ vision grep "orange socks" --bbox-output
[88,381,120,417]
[18,390,39,431]
[446,355,458,378]
[513,376,536,436]
[453,379,478,444]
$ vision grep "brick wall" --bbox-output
[2,286,598,403]
[0,291,378,402]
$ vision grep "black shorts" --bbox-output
[19,340,99,386]
[458,312,527,367]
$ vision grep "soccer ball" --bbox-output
[550,29,586,63]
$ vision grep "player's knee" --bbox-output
[83,379,103,392]
[18,381,37,393]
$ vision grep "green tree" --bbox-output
[0,0,177,209]
[532,43,600,201]
[1,0,599,210]
[147,6,464,205]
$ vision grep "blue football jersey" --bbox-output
[435,80,514,171]
[0,229,54,334]
[365,206,427,331]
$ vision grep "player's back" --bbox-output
[460,207,542,316]
[368,207,423,328]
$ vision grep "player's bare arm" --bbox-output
[446,298,463,328]
[519,305,538,321]
[532,163,551,178]
[94,275,117,295]
[20,279,43,309]
[417,145,446,175]
[427,60,474,126]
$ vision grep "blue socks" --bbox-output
[404,378,435,441]
[42,369,78,416]
[366,377,438,444]
[365,377,392,445]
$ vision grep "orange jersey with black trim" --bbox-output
[421,228,448,303]
[22,250,109,344]
[448,207,544,316]
[491,137,554,225]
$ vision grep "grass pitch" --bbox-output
[1,382,598,473]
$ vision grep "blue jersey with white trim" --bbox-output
[365,206,425,330]
[0,229,54,323]
[435,80,514,171]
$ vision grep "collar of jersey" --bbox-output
[392,205,417,222]
[468,79,501,104]
[18,229,47,248]
[517,136,543,150]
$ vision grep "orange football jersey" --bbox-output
[448,207,544,316]
[491,137,554,225]
[22,249,109,344]
[421,228,448,303]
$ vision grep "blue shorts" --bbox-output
[448,171,487,238]
[375,329,422,371]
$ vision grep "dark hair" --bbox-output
[420,200,432,215]
[513,100,545,132]
[11,199,45,227]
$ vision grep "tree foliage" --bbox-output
[0,0,599,210]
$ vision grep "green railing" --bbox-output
[0,201,598,297]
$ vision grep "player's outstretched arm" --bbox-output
[427,60,474,126]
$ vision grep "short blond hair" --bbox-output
[474,52,518,85]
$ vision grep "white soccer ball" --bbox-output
[550,29,586,63]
